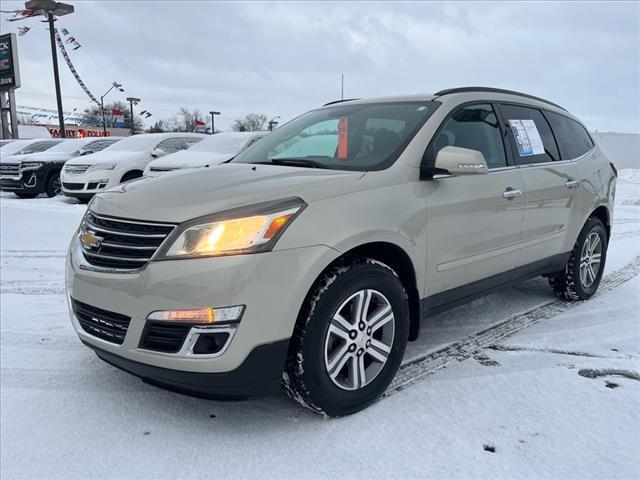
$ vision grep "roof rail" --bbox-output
[323,98,361,106]
[433,87,567,112]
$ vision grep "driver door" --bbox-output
[423,103,525,303]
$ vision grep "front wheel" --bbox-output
[283,258,409,416]
[45,172,62,197]
[549,216,608,301]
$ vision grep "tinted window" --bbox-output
[500,104,559,163]
[431,104,506,169]
[157,137,202,154]
[545,112,594,159]
[232,102,439,171]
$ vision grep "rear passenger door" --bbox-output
[424,103,525,297]
[498,103,580,266]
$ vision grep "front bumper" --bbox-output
[0,171,44,193]
[60,170,113,197]
[66,236,337,395]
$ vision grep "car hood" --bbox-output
[148,151,231,170]
[91,163,365,223]
[65,150,143,166]
[0,153,32,164]
[16,152,73,163]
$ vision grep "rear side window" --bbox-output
[545,112,594,160]
[499,104,559,164]
[430,103,507,169]
[157,137,201,154]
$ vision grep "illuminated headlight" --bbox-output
[147,305,245,324]
[87,162,117,172]
[157,198,306,259]
[20,162,43,171]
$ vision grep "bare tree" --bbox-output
[232,113,267,132]
[164,107,206,132]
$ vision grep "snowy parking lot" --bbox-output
[1,171,639,479]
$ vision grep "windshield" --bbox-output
[232,101,439,171]
[189,134,259,155]
[19,140,62,155]
[103,134,161,152]
[42,139,91,154]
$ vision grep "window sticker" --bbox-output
[508,119,545,156]
[337,116,349,159]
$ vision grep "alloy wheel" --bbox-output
[323,289,395,391]
[580,231,602,288]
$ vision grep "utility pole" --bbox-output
[126,97,140,135]
[341,73,344,100]
[209,111,220,134]
[25,1,75,138]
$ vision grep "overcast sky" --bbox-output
[2,1,639,132]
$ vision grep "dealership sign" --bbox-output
[47,125,130,138]
[0,33,21,91]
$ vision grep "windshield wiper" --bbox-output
[270,158,331,169]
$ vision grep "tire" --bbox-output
[14,192,38,199]
[45,172,62,197]
[549,216,608,301]
[283,257,410,417]
[121,171,142,183]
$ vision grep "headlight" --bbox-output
[20,162,43,171]
[157,198,306,259]
[87,162,117,172]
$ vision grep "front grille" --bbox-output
[0,163,20,177]
[63,182,84,190]
[72,298,131,345]
[139,322,191,353]
[64,164,91,174]
[80,211,176,270]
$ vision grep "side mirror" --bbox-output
[434,146,488,176]
[79,150,94,156]
[151,148,167,159]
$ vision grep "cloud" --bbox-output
[2,1,638,132]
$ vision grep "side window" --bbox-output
[157,138,199,154]
[499,104,559,164]
[431,104,506,169]
[545,112,594,160]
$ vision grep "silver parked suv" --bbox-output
[66,87,616,416]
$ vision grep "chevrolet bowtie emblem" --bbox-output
[80,229,103,250]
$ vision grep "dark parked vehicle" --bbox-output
[0,137,121,198]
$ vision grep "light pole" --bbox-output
[268,116,280,132]
[101,81,123,135]
[209,111,220,134]
[126,97,140,135]
[25,1,74,138]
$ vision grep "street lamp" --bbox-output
[101,81,123,135]
[25,0,74,138]
[209,111,220,134]
[268,116,281,132]
[126,97,140,135]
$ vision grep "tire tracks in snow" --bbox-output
[386,255,640,395]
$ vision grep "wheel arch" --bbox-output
[120,169,144,183]
[589,205,611,239]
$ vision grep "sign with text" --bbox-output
[0,33,20,91]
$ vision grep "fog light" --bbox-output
[147,305,244,324]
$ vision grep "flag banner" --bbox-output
[54,28,99,104]
[17,26,30,36]
[195,119,205,126]
[61,28,70,35]
[111,109,124,115]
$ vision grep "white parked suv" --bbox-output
[66,88,616,416]
[61,132,203,202]
[144,131,267,177]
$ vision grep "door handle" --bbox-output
[565,179,579,189]
[502,188,522,200]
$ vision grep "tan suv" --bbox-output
[66,87,616,416]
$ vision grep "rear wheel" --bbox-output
[45,172,62,197]
[283,258,409,416]
[549,217,607,301]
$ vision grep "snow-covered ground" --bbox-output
[1,172,639,479]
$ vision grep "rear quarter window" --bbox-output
[545,111,594,160]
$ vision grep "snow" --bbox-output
[1,171,639,479]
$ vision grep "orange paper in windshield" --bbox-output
[337,117,348,159]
